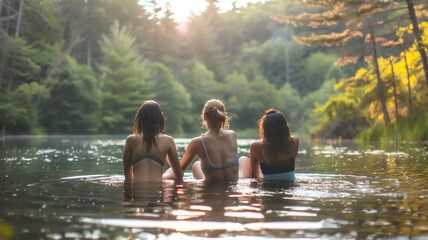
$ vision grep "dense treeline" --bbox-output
[0,0,427,140]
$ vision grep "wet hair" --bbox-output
[201,99,230,133]
[259,109,294,165]
[133,100,165,152]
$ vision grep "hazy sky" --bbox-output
[140,0,266,23]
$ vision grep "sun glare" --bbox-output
[153,0,264,23]
[177,23,189,36]
[169,0,208,23]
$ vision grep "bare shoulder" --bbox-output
[182,136,201,154]
[227,130,237,138]
[189,135,202,145]
[125,134,139,144]
[250,140,263,150]
[159,134,174,142]
[291,136,300,146]
[158,134,177,150]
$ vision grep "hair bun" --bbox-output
[266,109,278,115]
[201,99,230,132]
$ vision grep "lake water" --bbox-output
[0,135,427,239]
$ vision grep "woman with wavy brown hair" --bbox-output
[163,99,240,183]
[123,100,183,182]
[239,109,299,181]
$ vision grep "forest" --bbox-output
[0,0,427,140]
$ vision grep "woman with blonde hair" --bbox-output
[163,99,240,182]
[123,100,183,182]
[239,109,299,181]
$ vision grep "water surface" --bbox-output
[1,135,427,239]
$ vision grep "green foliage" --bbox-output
[277,83,301,131]
[301,52,338,95]
[2,38,59,87]
[4,38,41,84]
[0,82,49,134]
[238,40,288,87]
[39,56,101,133]
[183,2,230,81]
[98,22,150,133]
[313,96,369,139]
[361,112,428,142]
[325,64,345,82]
[148,62,192,134]
[301,79,337,136]
[178,61,221,114]
[0,0,425,141]
[313,23,428,140]
[224,73,282,129]
[22,0,62,44]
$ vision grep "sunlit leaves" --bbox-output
[315,23,428,138]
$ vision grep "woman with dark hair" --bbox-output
[163,99,240,183]
[239,109,299,181]
[123,100,183,182]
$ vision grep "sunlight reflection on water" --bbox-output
[0,136,427,239]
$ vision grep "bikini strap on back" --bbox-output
[200,136,210,158]
[227,131,236,154]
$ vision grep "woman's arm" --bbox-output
[291,136,300,157]
[123,136,134,180]
[162,137,199,180]
[167,138,184,181]
[250,142,262,178]
[179,138,198,171]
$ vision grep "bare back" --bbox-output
[199,130,239,182]
[123,133,182,182]
[177,129,239,183]
[250,136,299,178]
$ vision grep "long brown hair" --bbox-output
[259,109,294,165]
[201,99,230,133]
[133,100,165,152]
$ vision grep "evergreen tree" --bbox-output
[148,62,192,134]
[0,82,49,134]
[98,22,150,133]
[183,0,230,81]
[278,0,412,125]
[39,56,101,133]
[178,61,221,114]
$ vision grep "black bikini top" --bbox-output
[133,155,164,167]
[259,158,295,175]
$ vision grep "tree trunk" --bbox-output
[389,58,399,123]
[406,0,428,86]
[5,0,11,33]
[370,30,391,125]
[15,0,24,37]
[6,0,24,89]
[0,50,4,90]
[7,43,14,90]
[403,52,413,116]
[0,0,11,90]
[87,38,92,67]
